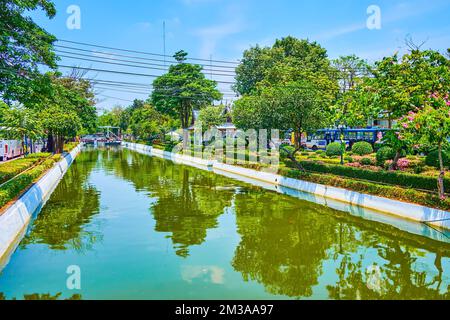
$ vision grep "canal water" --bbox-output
[0,147,449,300]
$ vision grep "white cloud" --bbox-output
[193,20,244,58]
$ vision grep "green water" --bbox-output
[0,147,449,300]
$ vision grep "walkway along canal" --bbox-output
[0,147,449,299]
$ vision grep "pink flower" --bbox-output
[407,116,414,121]
[402,123,408,129]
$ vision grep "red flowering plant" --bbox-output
[398,93,450,199]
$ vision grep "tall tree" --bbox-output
[0,0,57,103]
[151,50,222,129]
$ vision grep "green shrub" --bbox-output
[0,153,51,184]
[360,158,374,166]
[425,150,450,168]
[285,160,450,192]
[376,147,396,166]
[326,142,342,157]
[0,155,59,208]
[344,156,354,163]
[280,146,296,158]
[352,141,373,156]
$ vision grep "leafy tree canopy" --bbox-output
[0,0,57,103]
[151,50,223,128]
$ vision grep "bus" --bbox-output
[0,140,24,161]
[304,128,388,151]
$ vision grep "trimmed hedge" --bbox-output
[326,142,342,157]
[286,160,450,192]
[352,141,373,156]
[0,156,60,208]
[0,153,51,184]
[278,167,450,211]
[63,142,79,153]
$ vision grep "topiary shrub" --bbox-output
[344,156,354,163]
[352,141,373,156]
[360,157,374,166]
[425,150,450,169]
[376,146,396,166]
[326,142,342,157]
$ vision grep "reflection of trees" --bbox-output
[232,188,450,299]
[152,169,234,257]
[232,190,338,298]
[327,242,450,300]
[104,148,235,257]
[0,292,82,300]
[21,151,101,251]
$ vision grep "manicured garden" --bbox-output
[0,143,80,210]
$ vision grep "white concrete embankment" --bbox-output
[0,145,82,267]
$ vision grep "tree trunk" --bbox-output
[47,133,55,153]
[389,150,401,171]
[438,143,446,200]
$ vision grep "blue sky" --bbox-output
[31,0,450,111]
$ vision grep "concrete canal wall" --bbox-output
[123,142,450,236]
[0,144,82,267]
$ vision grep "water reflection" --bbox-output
[20,151,101,251]
[231,189,450,299]
[109,148,450,299]
[102,148,235,257]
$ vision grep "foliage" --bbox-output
[398,90,450,198]
[284,159,450,192]
[279,167,450,211]
[425,150,450,169]
[326,142,342,157]
[0,153,50,184]
[376,146,396,166]
[351,141,373,156]
[0,154,60,208]
[0,0,57,103]
[197,105,227,130]
[128,104,163,141]
[0,104,42,139]
[359,158,374,166]
[151,50,222,128]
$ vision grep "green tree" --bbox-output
[0,0,57,103]
[24,72,96,152]
[129,104,163,141]
[40,104,81,153]
[197,105,226,130]
[0,104,42,141]
[151,50,222,129]
[399,94,450,199]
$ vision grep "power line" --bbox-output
[55,52,236,77]
[54,48,236,75]
[54,44,238,71]
[57,39,240,65]
[50,64,237,85]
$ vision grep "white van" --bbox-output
[0,140,24,161]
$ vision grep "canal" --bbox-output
[0,147,449,300]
